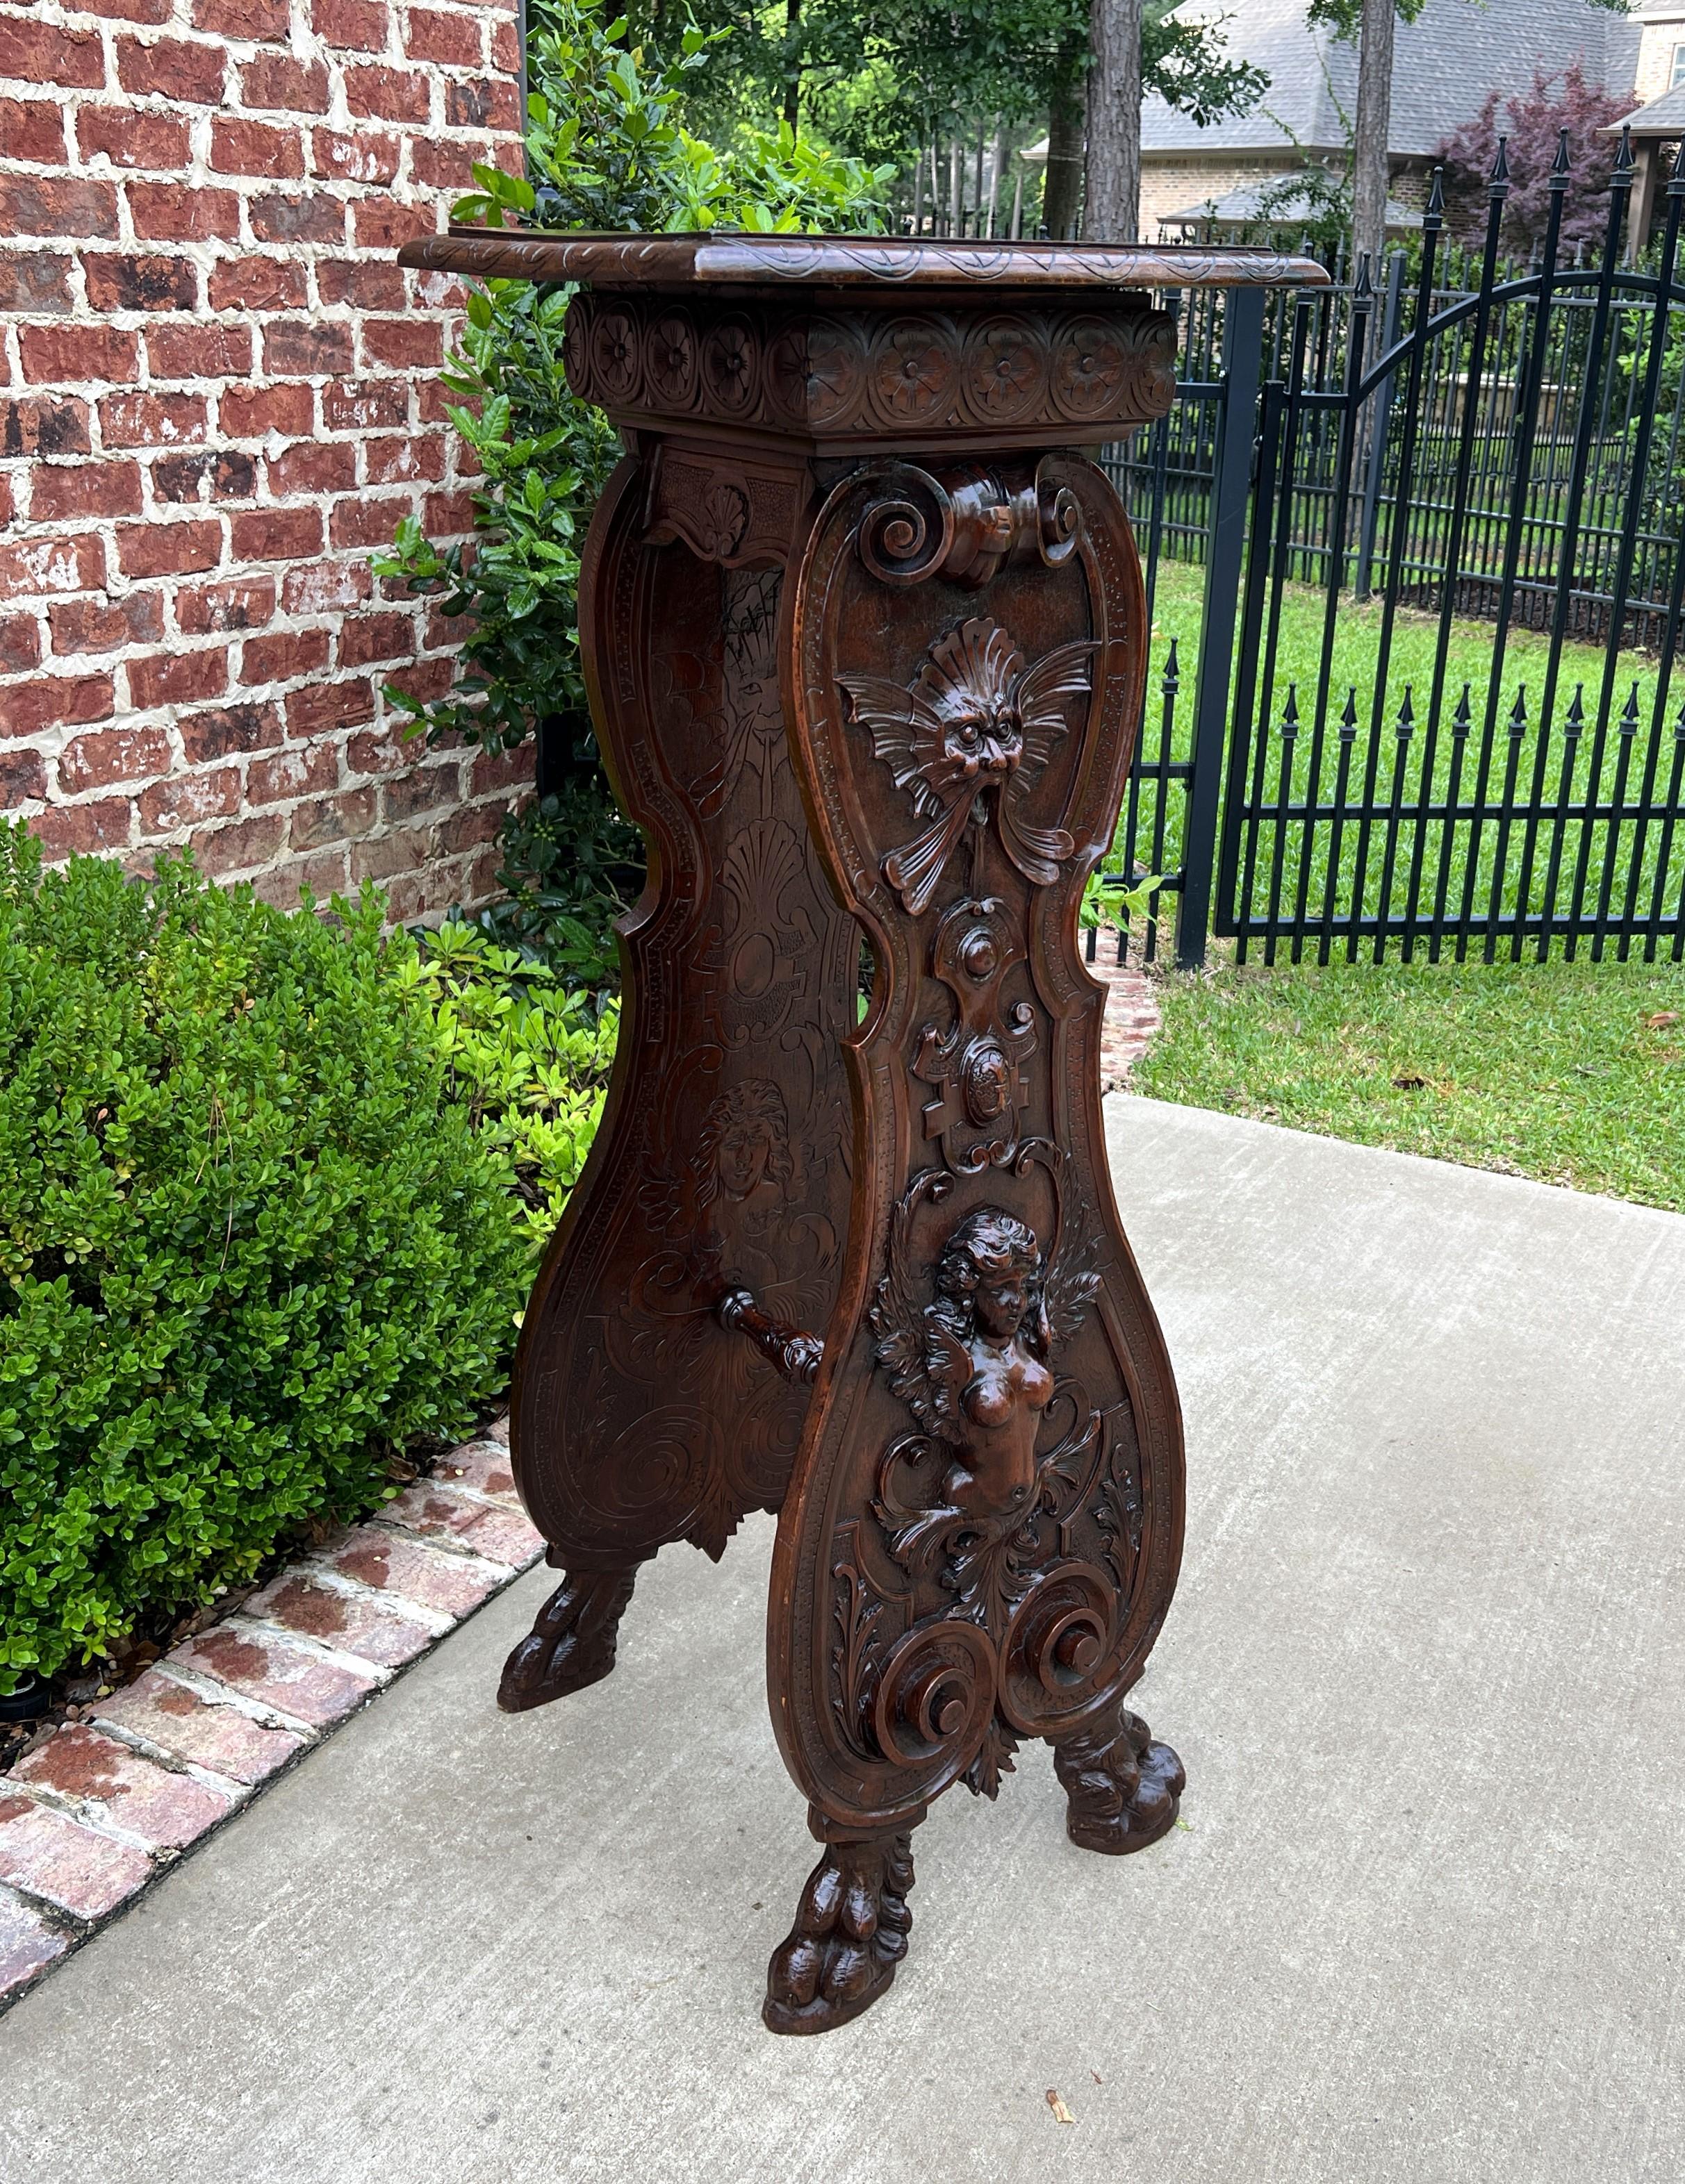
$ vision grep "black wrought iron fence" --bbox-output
[1091,134,1685,970]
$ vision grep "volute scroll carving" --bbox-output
[857,457,1083,590]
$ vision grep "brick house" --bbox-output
[0,0,527,920]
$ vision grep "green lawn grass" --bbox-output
[1121,563,1682,950]
[1133,950,1685,1213]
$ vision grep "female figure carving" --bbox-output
[924,1207,1055,1516]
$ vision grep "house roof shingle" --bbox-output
[1142,0,1643,160]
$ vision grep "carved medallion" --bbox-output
[839,617,1096,915]
[913,895,1036,1173]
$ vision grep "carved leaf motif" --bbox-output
[869,1168,962,1444]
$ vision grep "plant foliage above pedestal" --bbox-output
[376,1,894,975]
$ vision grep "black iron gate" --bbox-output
[1094,135,1685,970]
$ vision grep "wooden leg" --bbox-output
[762,1806,923,2035]
[495,1561,640,1714]
[1050,1699,1184,1855]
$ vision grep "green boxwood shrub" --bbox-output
[0,825,529,1692]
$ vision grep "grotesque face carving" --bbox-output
[839,617,1096,916]
[930,680,1022,792]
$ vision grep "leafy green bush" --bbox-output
[377,0,894,976]
[0,827,529,1692]
[398,919,619,1250]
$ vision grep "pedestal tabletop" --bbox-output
[400,224,1323,2034]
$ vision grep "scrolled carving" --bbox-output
[839,616,1095,915]
[858,466,955,587]
[1036,465,1082,568]
[998,1559,1117,1735]
[872,1617,996,1771]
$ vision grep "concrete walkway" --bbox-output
[3,1100,1682,2184]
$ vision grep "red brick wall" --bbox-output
[0,0,531,919]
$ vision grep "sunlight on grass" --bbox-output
[1134,950,1685,1213]
[1146,560,1654,738]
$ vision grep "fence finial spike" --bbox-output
[1614,126,1634,180]
[1567,684,1586,729]
[1489,135,1511,192]
[1452,684,1472,731]
[1354,251,1373,301]
[1622,683,1641,729]
[1397,687,1415,731]
[1425,165,1445,223]
[1551,127,1571,183]
[1282,684,1300,729]
[1340,688,1358,736]
[1508,686,1527,731]
[1164,635,1180,679]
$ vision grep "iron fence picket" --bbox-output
[1093,136,1685,962]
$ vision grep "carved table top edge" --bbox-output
[398,229,1331,295]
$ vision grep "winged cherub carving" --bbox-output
[869,1176,1101,1520]
[839,618,1099,916]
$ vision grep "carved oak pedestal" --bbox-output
[400,231,1313,2035]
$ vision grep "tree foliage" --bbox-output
[377,1,891,969]
[1434,63,1638,255]
[677,0,1265,170]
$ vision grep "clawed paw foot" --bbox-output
[1053,1705,1185,1854]
[763,1830,915,2035]
[496,1566,639,1713]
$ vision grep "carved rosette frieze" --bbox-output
[561,291,1176,445]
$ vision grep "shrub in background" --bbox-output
[0,826,527,1692]
[377,0,894,976]
[397,919,619,1251]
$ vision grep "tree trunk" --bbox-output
[1351,0,1395,277]
[782,0,800,135]
[1044,65,1085,240]
[1083,0,1142,244]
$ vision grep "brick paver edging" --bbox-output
[1094,954,1162,1090]
[0,1416,543,2014]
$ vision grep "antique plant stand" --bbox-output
[401,230,1317,2035]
